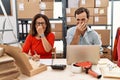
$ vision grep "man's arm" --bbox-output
[70,23,87,45]
[70,32,81,45]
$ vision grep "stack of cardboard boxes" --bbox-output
[51,23,63,58]
[67,0,108,25]
[94,0,108,24]
[0,54,20,80]
[17,0,54,19]
[17,0,40,19]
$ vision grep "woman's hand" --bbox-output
[37,25,44,35]
[32,50,40,61]
[32,54,40,61]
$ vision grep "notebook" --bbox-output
[67,45,100,65]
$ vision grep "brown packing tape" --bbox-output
[0,67,19,75]
[0,61,16,71]
[0,54,14,63]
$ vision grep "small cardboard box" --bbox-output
[68,0,79,8]
[41,10,53,18]
[94,16,107,25]
[95,0,109,7]
[95,30,110,46]
[17,0,40,19]
[51,23,62,32]
[88,16,94,25]
[79,0,94,8]
[94,8,107,16]
[40,2,54,10]
[53,32,62,40]
[66,17,76,25]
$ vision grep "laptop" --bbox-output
[67,45,100,65]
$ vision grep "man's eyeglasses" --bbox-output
[36,22,46,26]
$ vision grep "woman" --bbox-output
[22,14,55,59]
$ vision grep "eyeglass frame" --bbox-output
[35,22,46,26]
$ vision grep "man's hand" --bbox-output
[76,22,87,36]
[32,50,40,61]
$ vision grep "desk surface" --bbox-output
[18,58,120,80]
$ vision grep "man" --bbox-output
[66,7,103,53]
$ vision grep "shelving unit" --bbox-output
[16,0,114,59]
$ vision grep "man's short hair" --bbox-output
[74,7,90,19]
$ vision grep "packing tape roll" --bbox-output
[71,63,82,74]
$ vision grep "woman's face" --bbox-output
[35,17,46,32]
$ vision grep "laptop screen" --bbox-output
[67,45,100,65]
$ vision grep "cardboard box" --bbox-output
[17,0,40,3]
[66,17,76,25]
[17,0,40,19]
[41,0,54,2]
[88,16,94,25]
[0,54,15,71]
[95,30,110,46]
[67,16,93,25]
[94,8,107,16]
[53,32,62,40]
[51,23,62,32]
[68,0,79,8]
[79,0,94,8]
[0,54,20,80]
[66,8,94,17]
[0,70,20,80]
[40,2,54,10]
[94,16,107,24]
[0,45,47,77]
[95,0,109,7]
[41,10,53,18]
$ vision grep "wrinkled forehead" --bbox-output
[75,12,87,19]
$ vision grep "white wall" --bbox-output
[112,1,120,49]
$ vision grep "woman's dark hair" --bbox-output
[29,14,51,36]
[74,7,90,19]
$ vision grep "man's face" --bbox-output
[75,12,88,25]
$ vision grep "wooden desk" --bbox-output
[18,58,120,80]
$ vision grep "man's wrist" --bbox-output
[40,33,45,38]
